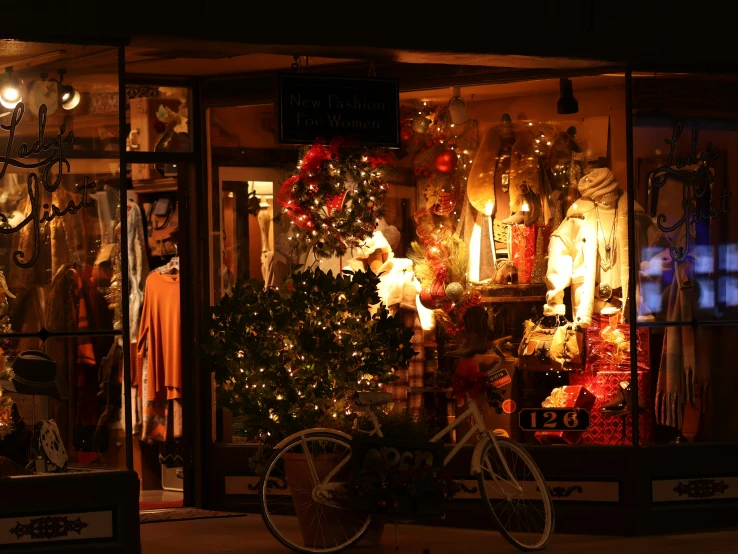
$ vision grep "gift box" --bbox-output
[584,313,650,372]
[534,385,596,445]
[569,367,653,445]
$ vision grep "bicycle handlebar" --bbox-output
[484,344,506,377]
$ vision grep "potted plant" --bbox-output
[202,268,414,544]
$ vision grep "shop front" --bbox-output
[0,16,737,552]
[195,63,738,536]
[0,40,140,553]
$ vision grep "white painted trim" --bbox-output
[225,475,619,502]
[0,511,113,545]
[652,476,738,503]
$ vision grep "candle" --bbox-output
[469,221,482,283]
[484,200,494,217]
[521,200,530,213]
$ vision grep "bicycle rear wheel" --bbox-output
[477,437,554,551]
[259,431,372,553]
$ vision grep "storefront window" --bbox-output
[126,85,190,153]
[0,43,127,473]
[205,74,645,449]
[632,73,738,443]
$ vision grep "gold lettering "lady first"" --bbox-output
[0,103,96,269]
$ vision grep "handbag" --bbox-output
[550,322,584,370]
[518,317,583,371]
[32,420,68,473]
[518,318,558,371]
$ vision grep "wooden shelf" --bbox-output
[480,295,546,303]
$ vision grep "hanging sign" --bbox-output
[519,408,590,431]
[277,74,400,147]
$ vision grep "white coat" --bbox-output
[544,191,666,327]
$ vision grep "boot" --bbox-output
[447,306,489,358]
[501,211,525,225]
[602,380,645,415]
[601,381,629,414]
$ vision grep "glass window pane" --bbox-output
[633,74,738,323]
[126,85,191,152]
[0,42,125,474]
[633,73,738,445]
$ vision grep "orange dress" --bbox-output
[137,271,181,401]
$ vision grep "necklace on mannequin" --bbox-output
[596,203,617,272]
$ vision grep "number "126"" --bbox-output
[530,410,580,428]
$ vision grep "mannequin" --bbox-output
[257,199,274,284]
[544,168,667,327]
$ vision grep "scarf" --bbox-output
[655,224,710,430]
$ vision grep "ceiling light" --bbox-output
[58,70,81,110]
[0,69,23,110]
[557,77,579,115]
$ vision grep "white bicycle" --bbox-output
[259,346,554,553]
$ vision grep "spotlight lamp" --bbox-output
[0,68,23,110]
[58,70,80,111]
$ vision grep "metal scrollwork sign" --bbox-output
[651,122,730,263]
[0,103,97,269]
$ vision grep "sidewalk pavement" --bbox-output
[141,514,738,554]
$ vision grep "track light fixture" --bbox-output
[58,69,80,111]
[0,68,23,110]
[557,77,579,115]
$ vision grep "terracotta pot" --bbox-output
[283,453,384,547]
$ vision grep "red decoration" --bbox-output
[419,274,448,310]
[570,367,653,445]
[451,358,492,406]
[432,191,459,216]
[509,224,538,283]
[433,149,458,174]
[325,191,348,215]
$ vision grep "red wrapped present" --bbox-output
[569,367,653,445]
[535,384,596,445]
[584,313,650,372]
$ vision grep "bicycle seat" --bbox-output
[354,391,394,406]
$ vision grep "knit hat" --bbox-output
[577,168,618,199]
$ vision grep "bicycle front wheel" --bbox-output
[259,431,372,554]
[477,437,554,551]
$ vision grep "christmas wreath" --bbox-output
[277,139,394,259]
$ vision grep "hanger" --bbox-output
[156,256,179,275]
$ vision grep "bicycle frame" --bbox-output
[430,393,487,467]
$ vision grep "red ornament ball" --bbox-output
[434,149,458,173]
[401,129,412,141]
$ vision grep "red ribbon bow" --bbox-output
[451,358,492,406]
